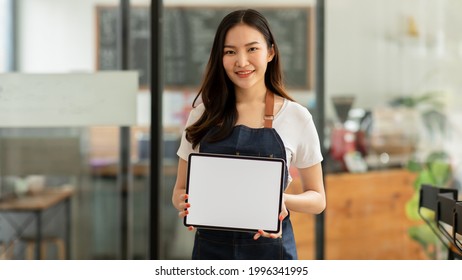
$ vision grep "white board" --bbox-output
[185,153,285,233]
[0,72,138,127]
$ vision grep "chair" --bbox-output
[418,184,457,245]
[0,241,14,260]
[436,192,457,244]
[0,137,81,260]
[22,236,65,260]
[436,192,462,258]
[453,202,462,253]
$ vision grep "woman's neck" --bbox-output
[235,86,267,104]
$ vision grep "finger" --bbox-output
[257,229,270,238]
[178,209,189,218]
[257,229,282,239]
[187,226,195,231]
[179,202,191,209]
[269,233,282,239]
[176,193,188,207]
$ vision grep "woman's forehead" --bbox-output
[224,24,266,46]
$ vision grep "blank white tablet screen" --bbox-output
[185,153,284,233]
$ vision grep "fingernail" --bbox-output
[279,214,284,221]
[185,210,189,215]
[186,203,191,208]
[184,194,189,199]
[258,229,264,234]
[188,226,193,231]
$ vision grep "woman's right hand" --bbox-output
[174,192,195,231]
[174,193,190,218]
[172,159,194,231]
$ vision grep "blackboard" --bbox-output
[96,6,313,89]
[96,7,150,88]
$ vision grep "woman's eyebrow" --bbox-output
[223,41,261,48]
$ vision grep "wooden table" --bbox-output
[0,188,74,259]
[287,169,427,259]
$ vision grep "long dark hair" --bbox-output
[185,9,293,149]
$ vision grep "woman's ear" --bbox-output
[267,44,275,62]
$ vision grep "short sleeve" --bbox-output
[275,101,323,169]
[176,104,205,161]
[292,110,323,169]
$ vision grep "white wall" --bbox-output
[325,0,462,119]
[326,0,391,106]
[17,0,125,72]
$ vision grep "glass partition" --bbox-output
[0,0,150,260]
[0,0,317,261]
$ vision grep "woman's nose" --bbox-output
[235,52,249,67]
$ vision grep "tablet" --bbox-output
[184,153,285,233]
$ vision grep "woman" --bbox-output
[172,9,325,260]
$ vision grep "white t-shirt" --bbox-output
[177,99,323,172]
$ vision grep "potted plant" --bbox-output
[405,152,452,259]
[390,92,455,259]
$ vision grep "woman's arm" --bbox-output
[284,162,326,214]
[254,162,325,240]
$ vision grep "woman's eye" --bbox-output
[248,47,258,52]
[224,50,235,55]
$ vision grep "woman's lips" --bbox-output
[235,70,254,78]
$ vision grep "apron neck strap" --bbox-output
[264,90,274,128]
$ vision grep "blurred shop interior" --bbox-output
[1,0,462,260]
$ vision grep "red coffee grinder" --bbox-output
[330,95,362,171]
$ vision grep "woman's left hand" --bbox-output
[253,194,288,240]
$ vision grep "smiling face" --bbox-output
[222,24,274,94]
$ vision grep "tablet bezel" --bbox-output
[184,152,285,233]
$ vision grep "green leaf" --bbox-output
[406,159,423,172]
[405,193,421,221]
[408,224,438,249]
[419,207,435,222]
[413,169,436,190]
[426,151,449,163]
[405,192,435,221]
[428,161,451,187]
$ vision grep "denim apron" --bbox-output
[191,92,298,260]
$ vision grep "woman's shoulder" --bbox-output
[183,103,205,127]
[191,102,205,115]
[279,99,313,121]
[189,103,205,118]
